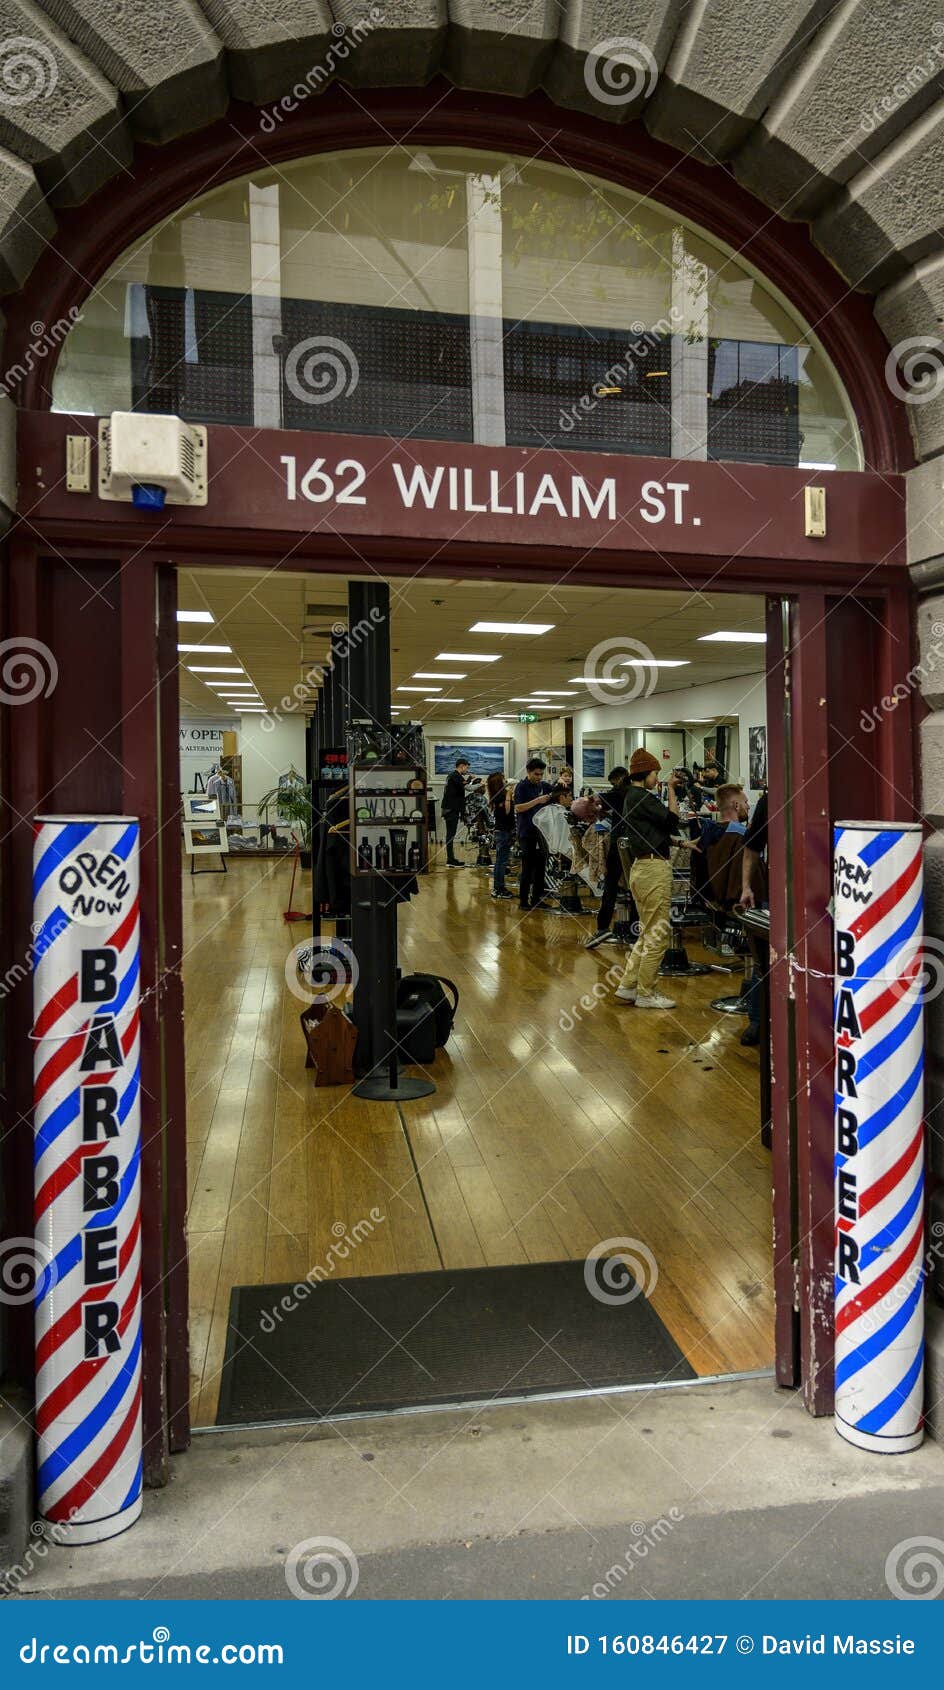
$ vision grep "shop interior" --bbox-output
[177,570,774,1429]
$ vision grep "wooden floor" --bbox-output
[183,850,774,1426]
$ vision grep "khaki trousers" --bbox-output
[618,855,673,997]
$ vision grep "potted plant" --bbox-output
[257,780,314,869]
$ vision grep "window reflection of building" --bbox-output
[53,149,863,473]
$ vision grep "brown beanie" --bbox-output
[629,748,661,778]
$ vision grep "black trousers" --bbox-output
[443,811,461,861]
[596,848,623,932]
[518,834,546,907]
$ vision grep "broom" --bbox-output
[283,836,311,923]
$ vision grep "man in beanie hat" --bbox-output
[613,750,696,1009]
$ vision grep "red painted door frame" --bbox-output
[0,78,917,1457]
[1,490,914,1454]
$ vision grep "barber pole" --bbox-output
[32,817,143,1541]
[833,821,925,1453]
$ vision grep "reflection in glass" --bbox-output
[52,149,862,471]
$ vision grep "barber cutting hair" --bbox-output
[612,749,698,1010]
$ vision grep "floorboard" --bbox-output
[183,853,774,1423]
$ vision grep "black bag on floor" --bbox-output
[395,973,459,1064]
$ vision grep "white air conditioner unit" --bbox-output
[98,413,208,506]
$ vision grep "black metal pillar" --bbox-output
[348,581,433,1101]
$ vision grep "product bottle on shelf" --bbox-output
[407,840,422,872]
[375,835,390,871]
[390,828,407,872]
[358,839,374,871]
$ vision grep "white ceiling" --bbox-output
[176,568,766,723]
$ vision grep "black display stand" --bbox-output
[346,580,435,1102]
[190,852,227,875]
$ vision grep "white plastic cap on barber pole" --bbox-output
[32,816,143,1540]
[833,821,925,1454]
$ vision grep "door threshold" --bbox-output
[192,1366,776,1436]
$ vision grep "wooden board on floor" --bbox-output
[184,856,773,1424]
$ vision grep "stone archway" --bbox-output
[0,2,939,473]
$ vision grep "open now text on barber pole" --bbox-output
[32,817,142,1541]
[833,821,925,1452]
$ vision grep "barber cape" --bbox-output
[534,802,573,858]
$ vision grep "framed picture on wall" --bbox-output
[183,794,220,822]
[582,746,607,780]
[749,725,768,788]
[431,742,507,776]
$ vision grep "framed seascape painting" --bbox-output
[431,742,507,777]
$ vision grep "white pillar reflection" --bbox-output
[249,181,282,431]
[670,228,709,461]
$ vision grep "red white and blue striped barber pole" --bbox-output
[32,817,143,1541]
[833,820,925,1453]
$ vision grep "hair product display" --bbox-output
[375,835,391,871]
[390,828,407,872]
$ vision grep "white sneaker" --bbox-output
[635,991,677,1010]
[614,987,636,1003]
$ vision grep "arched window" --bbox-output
[52,147,862,471]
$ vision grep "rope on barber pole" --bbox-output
[32,817,144,1541]
[833,822,925,1454]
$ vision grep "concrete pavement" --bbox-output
[13,1376,944,1602]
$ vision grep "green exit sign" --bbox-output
[517,711,538,723]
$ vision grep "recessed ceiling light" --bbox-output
[414,671,466,680]
[618,659,690,668]
[468,621,555,635]
[697,631,767,644]
[177,643,232,654]
[399,685,438,692]
[207,680,255,688]
[177,610,213,624]
[567,676,622,686]
[510,697,551,703]
[187,665,246,674]
[533,690,577,697]
[427,697,465,703]
[435,653,500,663]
